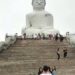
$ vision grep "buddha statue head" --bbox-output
[32,0,46,10]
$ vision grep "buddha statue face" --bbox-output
[32,0,46,10]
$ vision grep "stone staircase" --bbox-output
[0,39,75,75]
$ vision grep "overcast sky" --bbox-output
[0,0,75,41]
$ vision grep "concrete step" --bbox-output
[0,39,74,75]
[0,59,75,67]
[0,49,75,60]
[6,47,75,53]
[0,59,75,75]
[14,40,69,46]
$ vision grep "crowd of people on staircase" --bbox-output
[54,33,64,42]
[38,65,56,75]
[22,33,65,41]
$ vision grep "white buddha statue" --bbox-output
[22,0,59,38]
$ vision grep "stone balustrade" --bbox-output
[0,42,5,52]
[0,41,9,53]
[66,33,75,47]
[5,35,16,45]
[0,34,17,52]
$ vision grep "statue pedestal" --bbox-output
[22,27,59,38]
